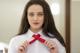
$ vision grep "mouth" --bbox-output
[33,22,39,25]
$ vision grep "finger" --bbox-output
[44,40,50,47]
[49,44,54,49]
[23,40,29,47]
[18,45,25,52]
[46,41,52,48]
[44,40,55,49]
[43,40,48,46]
[19,41,29,50]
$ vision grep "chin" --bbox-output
[33,27,41,29]
[33,27,40,29]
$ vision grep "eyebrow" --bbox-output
[28,12,44,13]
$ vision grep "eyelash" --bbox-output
[29,13,44,17]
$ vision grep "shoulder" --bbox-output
[8,35,25,53]
[8,34,28,50]
[10,34,25,42]
[47,33,64,47]
[49,37,66,53]
[49,38,66,53]
[47,33,66,52]
[9,34,27,45]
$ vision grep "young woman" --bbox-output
[8,0,66,53]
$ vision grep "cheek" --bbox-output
[42,17,44,22]
[42,19,44,24]
[40,17,44,24]
[27,17,32,24]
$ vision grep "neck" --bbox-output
[30,28,42,33]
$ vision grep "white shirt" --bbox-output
[8,29,66,53]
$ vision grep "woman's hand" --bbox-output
[43,40,58,53]
[18,41,29,53]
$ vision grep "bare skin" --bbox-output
[18,40,58,53]
[18,41,29,53]
[18,4,58,53]
[43,40,58,53]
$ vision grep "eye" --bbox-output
[38,13,44,16]
[29,13,34,17]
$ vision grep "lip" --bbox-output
[33,22,39,25]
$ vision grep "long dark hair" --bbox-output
[18,0,66,47]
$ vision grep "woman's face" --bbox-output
[27,4,44,31]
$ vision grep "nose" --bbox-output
[33,15,38,20]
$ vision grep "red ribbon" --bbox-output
[29,34,45,44]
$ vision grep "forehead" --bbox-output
[28,4,43,13]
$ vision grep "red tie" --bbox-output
[29,34,45,44]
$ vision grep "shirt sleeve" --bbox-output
[51,38,66,53]
[8,37,18,53]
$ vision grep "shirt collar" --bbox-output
[26,29,43,38]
